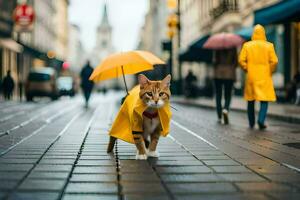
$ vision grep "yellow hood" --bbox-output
[251,24,266,41]
[109,85,172,144]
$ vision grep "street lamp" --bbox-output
[166,0,182,95]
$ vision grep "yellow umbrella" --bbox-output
[89,50,165,94]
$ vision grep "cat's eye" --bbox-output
[159,92,164,97]
[146,92,152,96]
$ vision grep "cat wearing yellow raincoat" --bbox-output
[107,74,172,160]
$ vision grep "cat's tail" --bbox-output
[107,136,117,153]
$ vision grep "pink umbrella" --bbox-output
[203,33,245,50]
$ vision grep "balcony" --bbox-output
[211,0,239,19]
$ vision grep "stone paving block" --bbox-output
[62,194,118,200]
[192,151,224,156]
[237,158,278,166]
[124,194,170,200]
[46,153,78,156]
[157,156,197,161]
[268,192,300,200]
[218,173,267,182]
[120,160,153,173]
[195,155,230,160]
[18,179,65,191]
[160,174,224,183]
[155,166,212,174]
[76,160,115,166]
[0,180,18,190]
[44,155,77,159]
[0,164,33,172]
[28,172,69,179]
[0,171,26,180]
[166,182,237,194]
[39,159,75,165]
[9,192,60,200]
[202,159,241,166]
[0,158,37,164]
[247,165,296,174]
[236,182,295,192]
[118,156,136,160]
[80,152,109,156]
[153,160,203,166]
[264,174,300,182]
[65,183,118,194]
[73,166,116,174]
[211,166,252,173]
[34,164,72,172]
[70,174,117,182]
[121,173,160,182]
[2,155,41,159]
[121,182,166,194]
[174,194,271,200]
[79,155,113,160]
[159,152,190,156]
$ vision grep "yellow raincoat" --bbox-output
[239,24,278,102]
[109,86,172,144]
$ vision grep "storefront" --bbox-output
[254,0,300,85]
[0,0,20,98]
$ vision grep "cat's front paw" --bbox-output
[147,150,159,157]
[135,154,147,160]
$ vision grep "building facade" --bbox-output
[138,0,169,80]
[0,0,20,98]
[53,0,69,61]
[179,0,299,97]
[0,0,70,100]
[67,24,85,73]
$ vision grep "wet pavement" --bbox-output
[0,92,300,200]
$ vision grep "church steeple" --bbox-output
[100,4,110,28]
[96,3,112,49]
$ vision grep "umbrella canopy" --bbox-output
[89,50,165,94]
[203,33,245,50]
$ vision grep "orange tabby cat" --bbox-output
[134,74,171,159]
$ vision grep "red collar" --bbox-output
[143,111,158,119]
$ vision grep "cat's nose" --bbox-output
[155,100,158,104]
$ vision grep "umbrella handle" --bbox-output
[121,65,129,95]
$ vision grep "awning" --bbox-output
[0,38,23,53]
[235,27,253,41]
[254,0,300,25]
[189,35,210,49]
[22,43,48,59]
[179,35,213,63]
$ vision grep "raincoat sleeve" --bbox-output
[239,44,248,72]
[269,44,278,73]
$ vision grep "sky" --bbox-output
[69,0,149,53]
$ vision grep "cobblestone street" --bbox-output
[0,93,300,200]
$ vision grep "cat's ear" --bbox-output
[138,74,149,88]
[161,74,171,88]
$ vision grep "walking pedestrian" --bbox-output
[239,24,278,130]
[2,70,15,100]
[80,61,94,108]
[184,70,198,98]
[213,48,237,124]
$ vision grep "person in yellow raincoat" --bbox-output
[108,84,171,149]
[239,24,278,129]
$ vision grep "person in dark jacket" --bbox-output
[2,70,15,100]
[213,48,237,124]
[184,70,198,98]
[80,61,94,107]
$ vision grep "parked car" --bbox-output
[25,67,58,101]
[56,76,75,97]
